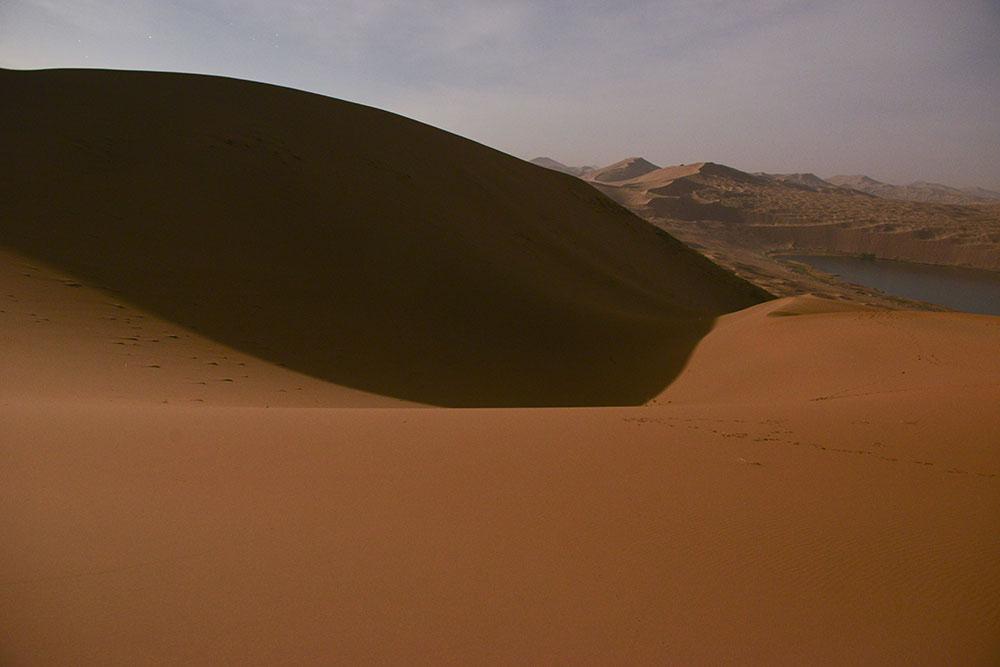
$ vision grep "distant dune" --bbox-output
[757,172,843,192]
[586,156,660,183]
[0,68,766,407]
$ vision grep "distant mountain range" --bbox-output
[826,175,1000,205]
[531,156,1000,205]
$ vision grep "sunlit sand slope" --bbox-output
[2,297,998,663]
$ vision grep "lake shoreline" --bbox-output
[782,253,1000,315]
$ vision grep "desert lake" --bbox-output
[789,255,1000,315]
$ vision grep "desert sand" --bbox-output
[2,69,999,664]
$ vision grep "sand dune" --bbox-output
[757,172,843,192]
[2,69,999,664]
[0,68,766,407]
[586,156,660,183]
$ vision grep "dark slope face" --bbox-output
[0,68,769,406]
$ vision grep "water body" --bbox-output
[788,255,1000,316]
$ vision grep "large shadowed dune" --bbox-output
[0,68,768,406]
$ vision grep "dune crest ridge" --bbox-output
[587,156,661,183]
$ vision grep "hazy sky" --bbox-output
[3,0,999,188]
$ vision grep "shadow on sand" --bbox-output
[1,68,767,406]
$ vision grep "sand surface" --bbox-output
[3,285,999,664]
[2,69,999,664]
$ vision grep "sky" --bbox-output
[3,0,999,189]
